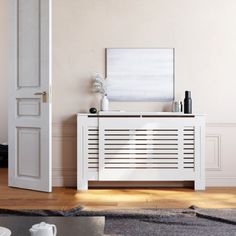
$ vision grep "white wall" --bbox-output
[52,0,236,123]
[0,0,235,186]
[0,0,8,143]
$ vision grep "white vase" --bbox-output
[101,94,109,111]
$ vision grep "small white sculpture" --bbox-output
[92,73,107,95]
[29,222,57,236]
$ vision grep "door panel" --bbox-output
[18,0,40,88]
[17,98,41,117]
[9,0,52,192]
[17,128,40,178]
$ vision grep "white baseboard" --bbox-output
[52,168,76,187]
[206,177,236,187]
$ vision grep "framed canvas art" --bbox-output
[106,48,175,101]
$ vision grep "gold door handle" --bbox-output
[34,91,47,103]
[34,91,46,95]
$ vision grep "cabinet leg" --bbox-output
[194,179,205,190]
[77,180,88,190]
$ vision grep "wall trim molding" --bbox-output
[205,134,221,171]
[53,121,236,129]
[206,177,236,187]
[207,176,236,179]
[206,123,236,127]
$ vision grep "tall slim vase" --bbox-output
[101,94,109,111]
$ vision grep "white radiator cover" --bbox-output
[77,112,205,190]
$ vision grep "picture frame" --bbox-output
[106,48,175,101]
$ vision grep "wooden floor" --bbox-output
[1,168,235,210]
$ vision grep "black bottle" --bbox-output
[184,91,192,114]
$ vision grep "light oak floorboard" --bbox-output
[0,168,235,210]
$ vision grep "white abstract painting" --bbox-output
[106,48,174,101]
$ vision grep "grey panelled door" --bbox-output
[8,0,52,192]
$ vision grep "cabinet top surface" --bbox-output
[77,111,206,117]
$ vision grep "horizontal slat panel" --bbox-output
[183,140,194,144]
[183,144,194,149]
[183,131,194,135]
[88,122,98,171]
[88,135,98,138]
[88,158,98,163]
[88,149,99,154]
[105,157,178,160]
[184,152,194,155]
[104,144,178,149]
[88,126,99,131]
[88,144,99,147]
[105,167,178,169]
[183,124,194,170]
[105,135,178,138]
[88,139,99,144]
[183,138,194,141]
[105,136,178,140]
[86,126,196,173]
[88,130,98,135]
[104,159,178,163]
[105,163,178,168]
[88,138,99,141]
[183,158,194,160]
[105,131,178,136]
[88,147,98,150]
[105,147,178,151]
[183,148,194,151]
[88,161,98,164]
[105,154,178,158]
[105,149,178,154]
[183,163,194,168]
[105,129,178,132]
[88,163,99,168]
[183,143,194,147]
[88,153,98,158]
[105,139,178,144]
[184,127,194,130]
[183,154,194,158]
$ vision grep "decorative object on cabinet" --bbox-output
[172,101,183,112]
[101,94,109,111]
[89,108,97,114]
[77,112,206,191]
[92,73,108,111]
[106,48,175,101]
[92,73,106,95]
[184,91,192,114]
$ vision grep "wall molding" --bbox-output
[54,121,236,129]
[206,123,236,128]
[205,134,221,171]
[206,177,236,187]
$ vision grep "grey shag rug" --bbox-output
[0,206,236,236]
